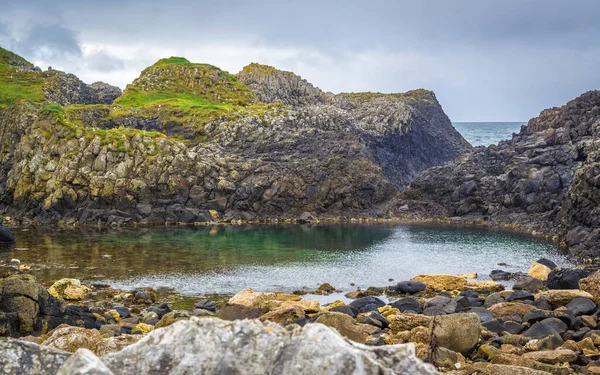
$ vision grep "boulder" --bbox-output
[506,290,534,302]
[101,318,440,374]
[513,276,545,293]
[547,268,589,290]
[48,279,90,301]
[467,280,504,292]
[430,313,481,354]
[329,305,358,318]
[259,305,305,324]
[490,270,514,281]
[423,296,458,316]
[348,296,385,313]
[0,225,15,243]
[488,302,535,318]
[522,349,578,364]
[217,288,302,320]
[194,299,217,312]
[394,280,427,294]
[155,311,190,328]
[391,297,423,314]
[41,324,104,353]
[580,270,600,303]
[566,297,597,316]
[523,322,561,339]
[312,312,378,343]
[0,340,70,375]
[390,313,433,333]
[527,260,555,281]
[57,348,114,375]
[0,274,66,336]
[410,274,467,291]
[537,289,594,306]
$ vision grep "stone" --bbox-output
[482,319,507,334]
[393,280,427,294]
[259,305,305,324]
[491,353,571,374]
[194,299,217,312]
[390,313,433,333]
[146,303,171,318]
[423,296,458,316]
[580,271,600,303]
[467,280,504,292]
[131,323,154,335]
[484,292,505,307]
[547,268,589,290]
[506,290,535,302]
[410,274,467,291]
[522,349,578,364]
[504,320,525,334]
[490,270,514,281]
[315,283,336,295]
[349,296,385,313]
[0,340,70,375]
[312,312,378,343]
[0,225,15,243]
[155,311,190,328]
[358,311,390,329]
[488,302,535,318]
[430,313,481,354]
[56,348,114,375]
[141,311,159,324]
[566,297,597,316]
[98,318,440,374]
[41,324,104,353]
[523,322,561,339]
[468,306,494,322]
[391,297,423,314]
[48,279,90,300]
[527,261,554,281]
[329,305,358,318]
[459,272,478,279]
[538,289,594,306]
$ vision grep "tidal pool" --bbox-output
[0,223,573,295]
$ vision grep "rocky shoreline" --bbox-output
[3,258,600,374]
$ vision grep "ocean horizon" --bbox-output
[453,121,526,147]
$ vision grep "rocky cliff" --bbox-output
[397,91,600,257]
[0,48,469,225]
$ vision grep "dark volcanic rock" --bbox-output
[506,290,535,302]
[566,298,597,316]
[393,280,427,294]
[513,276,545,293]
[547,268,589,290]
[396,90,600,257]
[390,298,423,314]
[349,297,385,313]
[0,225,14,242]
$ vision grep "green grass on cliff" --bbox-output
[337,89,437,104]
[0,64,46,108]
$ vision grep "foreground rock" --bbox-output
[0,318,440,375]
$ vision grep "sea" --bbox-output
[452,122,526,147]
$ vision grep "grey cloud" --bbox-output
[85,51,125,72]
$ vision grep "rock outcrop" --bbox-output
[0,318,439,375]
[397,91,600,257]
[0,48,470,224]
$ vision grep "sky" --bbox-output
[1,1,599,122]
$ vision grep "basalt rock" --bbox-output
[0,48,469,225]
[0,225,14,242]
[396,90,600,257]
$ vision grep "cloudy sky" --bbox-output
[1,0,599,121]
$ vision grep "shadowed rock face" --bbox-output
[0,318,440,375]
[397,91,600,257]
[0,50,470,224]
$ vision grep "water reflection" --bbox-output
[0,224,572,294]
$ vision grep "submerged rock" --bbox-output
[0,225,15,243]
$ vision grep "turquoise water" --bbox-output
[0,224,572,295]
[453,122,525,146]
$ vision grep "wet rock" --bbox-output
[506,290,535,302]
[410,274,467,292]
[490,270,514,281]
[314,283,337,295]
[430,312,481,354]
[0,225,15,242]
[513,276,545,293]
[566,297,597,316]
[393,280,427,294]
[48,279,90,301]
[547,268,589,290]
